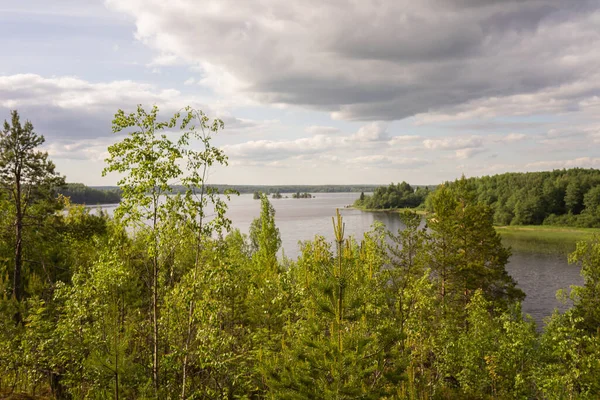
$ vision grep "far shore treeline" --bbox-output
[2,108,600,399]
[355,168,600,229]
[57,183,122,205]
[68,168,600,231]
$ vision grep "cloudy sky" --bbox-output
[1,0,600,185]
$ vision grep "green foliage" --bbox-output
[102,104,233,397]
[442,168,600,228]
[535,311,600,398]
[355,181,428,209]
[5,107,600,399]
[292,192,312,199]
[427,179,524,311]
[568,237,600,334]
[250,194,281,268]
[0,110,65,301]
[267,212,390,399]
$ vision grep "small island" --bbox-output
[353,182,428,211]
[292,192,312,199]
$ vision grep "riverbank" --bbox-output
[353,205,599,255]
[496,225,600,255]
[348,205,428,215]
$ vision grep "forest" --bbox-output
[1,108,600,399]
[457,169,600,227]
[57,184,121,205]
[354,182,430,210]
[355,170,600,229]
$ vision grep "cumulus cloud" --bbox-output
[305,125,341,135]
[0,73,262,141]
[493,133,527,143]
[43,138,113,162]
[348,121,389,142]
[525,157,600,170]
[455,147,486,160]
[106,0,600,121]
[222,121,421,164]
[346,155,427,168]
[423,136,483,150]
[389,135,421,145]
[221,135,338,162]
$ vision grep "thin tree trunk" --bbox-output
[152,195,159,397]
[115,297,120,400]
[182,155,208,399]
[13,218,22,302]
[180,292,195,400]
[13,179,22,303]
[153,254,159,396]
[12,180,23,326]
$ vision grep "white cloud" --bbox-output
[423,136,483,151]
[389,135,420,145]
[348,121,389,142]
[305,125,341,135]
[43,138,114,162]
[496,133,526,143]
[0,73,262,140]
[106,0,600,121]
[148,53,179,66]
[346,155,426,168]
[222,135,338,161]
[455,147,486,160]
[525,157,600,170]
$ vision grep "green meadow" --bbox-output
[496,225,600,255]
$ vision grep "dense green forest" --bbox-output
[2,108,600,399]
[354,182,430,209]
[57,183,121,205]
[356,170,600,228]
[454,169,600,227]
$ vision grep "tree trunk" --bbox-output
[50,372,69,400]
[13,218,22,302]
[12,178,23,304]
[152,196,160,397]
[153,255,159,397]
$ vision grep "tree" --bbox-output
[103,105,231,396]
[427,179,523,311]
[568,237,600,334]
[249,194,281,271]
[267,211,391,398]
[0,110,64,302]
[565,180,584,215]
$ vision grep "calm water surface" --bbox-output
[98,192,583,326]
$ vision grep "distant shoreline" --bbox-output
[348,205,428,215]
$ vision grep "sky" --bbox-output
[1,0,599,186]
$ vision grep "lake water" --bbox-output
[97,192,584,327]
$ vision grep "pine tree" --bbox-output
[0,110,64,303]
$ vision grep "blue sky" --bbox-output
[1,0,599,185]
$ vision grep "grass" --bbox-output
[354,205,599,255]
[495,225,600,255]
